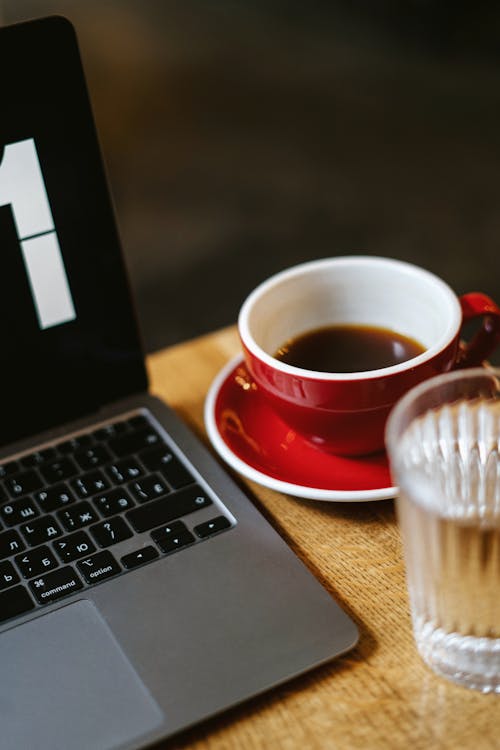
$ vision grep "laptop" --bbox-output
[0,16,358,750]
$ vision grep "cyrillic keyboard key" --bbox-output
[121,546,159,570]
[0,560,20,589]
[20,517,62,546]
[29,566,83,605]
[77,551,121,585]
[5,469,44,498]
[71,470,110,499]
[1,498,39,527]
[15,545,58,578]
[107,458,143,484]
[0,530,25,558]
[35,483,75,512]
[0,585,35,623]
[194,516,232,539]
[128,474,169,504]
[57,501,99,532]
[126,485,212,533]
[53,531,96,563]
[93,488,134,517]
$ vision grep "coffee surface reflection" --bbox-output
[274,324,425,373]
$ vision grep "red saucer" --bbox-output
[204,356,396,502]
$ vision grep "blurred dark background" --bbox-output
[2,1,500,358]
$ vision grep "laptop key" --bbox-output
[93,488,134,517]
[71,470,111,498]
[15,545,58,578]
[121,546,159,569]
[128,415,150,431]
[5,469,44,498]
[57,435,94,454]
[40,456,79,484]
[20,517,63,546]
[29,566,83,605]
[40,457,79,484]
[128,473,169,504]
[74,445,111,471]
[126,485,212,533]
[0,460,20,479]
[139,446,194,489]
[108,428,161,458]
[151,520,195,554]
[0,530,25,558]
[92,421,129,441]
[35,483,75,512]
[53,531,96,563]
[0,560,20,589]
[150,520,187,540]
[77,550,121,584]
[0,585,35,623]
[57,501,99,532]
[107,458,143,484]
[1,498,39,527]
[194,516,232,539]
[90,517,133,548]
[20,447,58,468]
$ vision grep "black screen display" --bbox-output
[0,17,147,445]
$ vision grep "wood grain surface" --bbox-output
[147,326,500,750]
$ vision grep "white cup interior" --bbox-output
[239,256,462,379]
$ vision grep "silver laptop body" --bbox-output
[0,17,358,750]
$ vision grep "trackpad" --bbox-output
[0,600,163,750]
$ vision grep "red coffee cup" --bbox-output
[238,257,500,456]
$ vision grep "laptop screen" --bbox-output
[0,17,147,446]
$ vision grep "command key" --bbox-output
[29,566,83,605]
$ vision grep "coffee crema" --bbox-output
[273,324,426,373]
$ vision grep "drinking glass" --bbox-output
[386,368,500,692]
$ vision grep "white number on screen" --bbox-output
[0,138,76,329]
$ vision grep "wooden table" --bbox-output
[147,326,499,750]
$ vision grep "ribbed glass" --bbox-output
[387,370,500,692]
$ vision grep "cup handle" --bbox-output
[456,292,500,367]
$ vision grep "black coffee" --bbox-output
[274,324,425,373]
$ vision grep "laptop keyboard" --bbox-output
[0,412,233,625]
